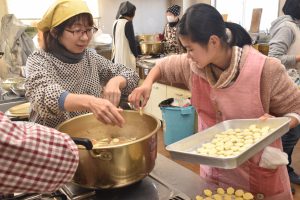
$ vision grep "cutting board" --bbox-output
[6,102,30,117]
[249,8,262,33]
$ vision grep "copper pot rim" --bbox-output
[57,110,161,150]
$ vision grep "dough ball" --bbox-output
[226,187,235,195]
[243,192,254,200]
[195,195,204,200]
[203,189,213,197]
[235,189,244,197]
[216,187,225,195]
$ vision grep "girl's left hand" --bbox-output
[259,113,275,121]
[103,80,122,107]
[259,113,298,129]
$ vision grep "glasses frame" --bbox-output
[65,26,98,38]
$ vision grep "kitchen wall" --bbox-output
[278,0,285,16]
[0,0,287,35]
[0,0,8,29]
[97,0,212,36]
[98,0,169,35]
[182,0,211,12]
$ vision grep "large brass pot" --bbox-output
[140,42,164,55]
[57,111,160,189]
[136,34,158,43]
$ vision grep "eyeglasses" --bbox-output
[65,27,98,38]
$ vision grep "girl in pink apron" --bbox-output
[129,4,300,200]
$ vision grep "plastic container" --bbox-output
[160,105,195,145]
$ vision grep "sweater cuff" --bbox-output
[284,113,300,124]
[59,91,69,111]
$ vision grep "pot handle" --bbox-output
[72,137,93,150]
[90,151,113,160]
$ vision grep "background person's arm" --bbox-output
[268,26,297,68]
[125,21,138,57]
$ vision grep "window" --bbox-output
[214,0,279,32]
[6,0,99,25]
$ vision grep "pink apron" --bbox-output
[191,47,292,200]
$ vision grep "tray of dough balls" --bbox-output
[196,187,255,200]
[166,117,290,169]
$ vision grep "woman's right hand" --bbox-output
[128,84,152,109]
[64,94,125,127]
[88,97,125,127]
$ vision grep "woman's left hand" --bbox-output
[259,113,299,129]
[103,79,122,106]
[259,113,275,121]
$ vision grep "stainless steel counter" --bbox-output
[68,153,215,200]
[136,58,189,90]
[152,154,217,198]
[0,95,27,112]
[55,153,215,200]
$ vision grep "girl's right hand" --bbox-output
[128,84,152,109]
[88,98,125,127]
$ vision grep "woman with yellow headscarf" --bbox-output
[25,0,139,128]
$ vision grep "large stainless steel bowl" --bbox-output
[57,111,161,189]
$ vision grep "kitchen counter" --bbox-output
[93,44,112,60]
[152,153,216,198]
[136,59,189,90]
[57,153,215,200]
[6,153,211,200]
[86,153,215,200]
[0,95,27,113]
[157,80,189,91]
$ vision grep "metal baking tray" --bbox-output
[166,117,290,169]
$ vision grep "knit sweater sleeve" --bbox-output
[268,25,296,69]
[93,50,139,95]
[156,53,192,90]
[25,51,65,118]
[261,57,300,116]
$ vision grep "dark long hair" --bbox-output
[43,13,94,52]
[178,4,252,48]
[115,1,136,19]
[283,0,300,19]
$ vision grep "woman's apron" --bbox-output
[111,19,136,70]
[191,48,292,200]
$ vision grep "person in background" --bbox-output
[0,14,35,70]
[163,4,182,54]
[129,4,300,199]
[0,112,78,193]
[112,1,138,70]
[268,0,300,188]
[25,0,139,129]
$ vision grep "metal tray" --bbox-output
[166,117,290,169]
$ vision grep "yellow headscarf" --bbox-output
[37,0,91,32]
